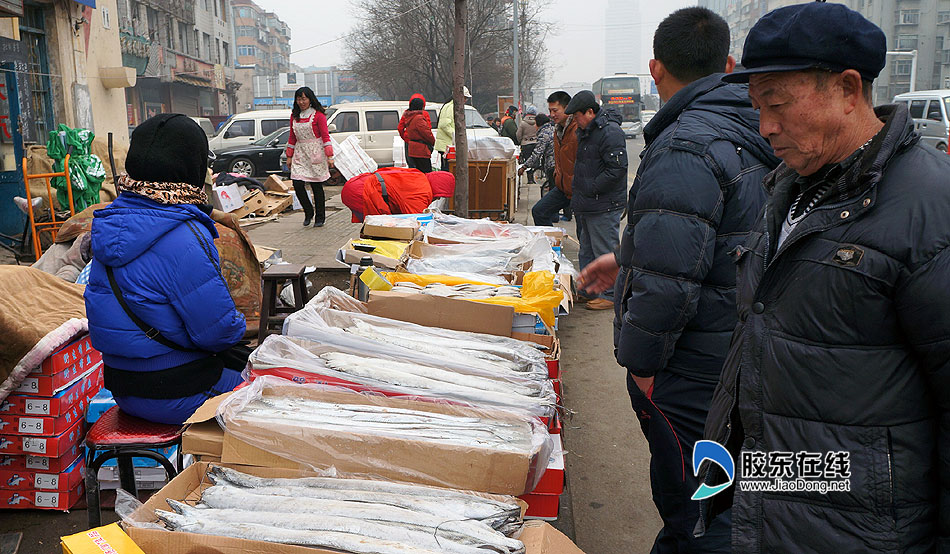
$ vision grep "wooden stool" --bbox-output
[84,406,182,528]
[259,263,308,342]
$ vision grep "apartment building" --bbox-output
[231,0,290,108]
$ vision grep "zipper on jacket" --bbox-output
[885,429,896,525]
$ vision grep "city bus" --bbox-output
[592,74,642,125]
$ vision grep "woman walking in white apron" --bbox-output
[286,87,333,226]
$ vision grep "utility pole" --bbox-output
[453,0,469,217]
[512,0,519,112]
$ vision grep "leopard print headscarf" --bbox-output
[117,175,208,205]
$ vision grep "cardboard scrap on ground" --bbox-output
[264,174,292,193]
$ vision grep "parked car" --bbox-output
[212,127,289,177]
[208,109,291,151]
[621,121,642,139]
[640,110,656,126]
[190,117,216,138]
[322,100,498,166]
[893,90,950,152]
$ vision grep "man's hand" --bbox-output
[577,253,620,294]
[518,165,526,176]
[631,373,655,398]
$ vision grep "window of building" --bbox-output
[898,35,919,49]
[333,112,360,133]
[909,99,926,118]
[239,7,251,18]
[213,0,218,17]
[224,120,255,138]
[215,38,221,64]
[203,0,210,11]
[219,0,227,21]
[194,29,200,56]
[366,111,399,131]
[178,21,186,53]
[20,5,55,144]
[927,100,943,121]
[238,45,255,57]
[261,119,287,135]
[427,109,438,129]
[102,7,111,29]
[237,26,254,37]
[896,59,913,75]
[940,11,950,24]
[938,36,945,52]
[223,41,230,66]
[899,10,920,25]
[203,32,212,61]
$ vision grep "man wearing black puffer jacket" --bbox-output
[565,90,628,311]
[579,7,778,552]
[694,3,950,551]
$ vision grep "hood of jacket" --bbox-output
[91,192,218,267]
[645,73,778,169]
[579,107,622,139]
[523,114,536,126]
[402,110,427,125]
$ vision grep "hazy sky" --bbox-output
[262,0,693,87]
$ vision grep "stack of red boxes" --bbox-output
[0,335,103,510]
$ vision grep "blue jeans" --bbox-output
[575,209,623,299]
[531,187,571,226]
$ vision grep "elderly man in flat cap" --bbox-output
[694,2,950,551]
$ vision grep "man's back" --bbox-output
[616,74,779,382]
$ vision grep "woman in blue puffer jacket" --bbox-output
[84,114,247,425]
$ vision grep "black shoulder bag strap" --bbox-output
[375,172,401,215]
[105,265,198,352]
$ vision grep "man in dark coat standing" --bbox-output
[693,3,950,551]
[579,7,778,551]
[566,90,627,310]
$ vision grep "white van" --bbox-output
[190,117,216,138]
[323,101,498,166]
[893,90,950,152]
[209,109,291,152]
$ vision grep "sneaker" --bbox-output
[560,215,572,222]
[303,216,312,226]
[313,219,325,227]
[586,298,614,310]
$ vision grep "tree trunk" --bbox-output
[453,0,469,218]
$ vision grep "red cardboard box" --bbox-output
[0,447,83,473]
[14,362,102,397]
[0,417,84,457]
[0,364,101,416]
[519,492,560,520]
[0,402,86,436]
[0,454,84,491]
[35,335,100,376]
[531,434,564,495]
[0,480,84,510]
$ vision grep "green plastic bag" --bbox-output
[46,124,106,212]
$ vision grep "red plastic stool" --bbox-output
[84,406,182,527]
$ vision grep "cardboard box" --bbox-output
[0,454,83,491]
[242,190,267,212]
[254,192,293,217]
[0,448,83,473]
[530,434,564,495]
[210,184,243,213]
[0,401,86,436]
[0,480,84,510]
[2,365,101,416]
[181,420,223,459]
[128,462,584,554]
[189,384,544,495]
[0,417,84,457]
[35,335,98,376]
[253,245,281,264]
[15,361,102,397]
[361,219,420,241]
[264,174,292,193]
[519,492,560,520]
[62,523,146,554]
[336,246,404,270]
[366,290,515,337]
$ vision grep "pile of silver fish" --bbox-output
[343,319,548,378]
[230,394,540,454]
[318,351,557,416]
[390,281,523,299]
[155,466,525,554]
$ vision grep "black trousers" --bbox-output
[520,143,537,182]
[409,156,432,173]
[293,179,326,222]
[628,370,732,553]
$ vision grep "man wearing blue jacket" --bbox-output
[565,90,628,310]
[84,114,247,425]
[579,7,779,552]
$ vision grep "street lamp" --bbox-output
[886,49,918,92]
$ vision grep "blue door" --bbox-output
[0,62,25,246]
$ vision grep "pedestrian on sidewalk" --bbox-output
[84,114,247,425]
[399,96,435,173]
[434,86,472,170]
[499,105,520,145]
[565,90,626,311]
[579,7,778,551]
[531,91,576,229]
[286,86,333,227]
[521,113,556,224]
[398,93,431,170]
[517,106,539,183]
[692,3,950,551]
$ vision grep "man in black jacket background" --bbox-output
[579,7,778,552]
[565,90,627,311]
[694,3,950,551]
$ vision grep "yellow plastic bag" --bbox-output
[383,271,563,327]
